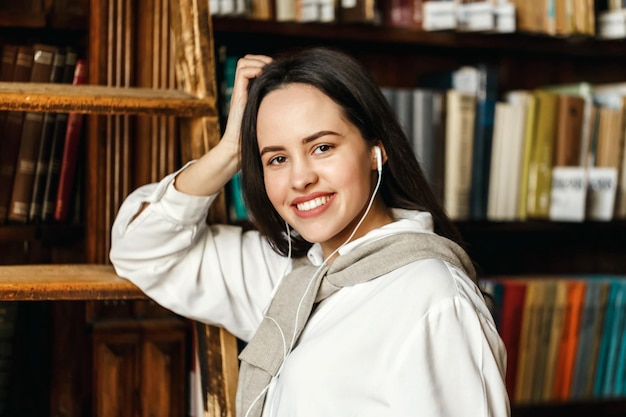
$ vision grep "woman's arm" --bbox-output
[175,54,271,196]
[109,54,282,340]
[109,175,288,341]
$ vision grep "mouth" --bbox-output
[292,193,334,213]
[296,195,331,211]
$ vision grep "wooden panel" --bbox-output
[50,301,90,417]
[141,324,187,417]
[92,330,140,417]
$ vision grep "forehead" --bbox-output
[256,84,347,144]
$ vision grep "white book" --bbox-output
[423,0,457,31]
[276,0,296,21]
[487,102,507,220]
[501,100,526,220]
[444,90,476,220]
[586,167,618,221]
[549,167,587,222]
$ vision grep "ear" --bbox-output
[370,143,387,171]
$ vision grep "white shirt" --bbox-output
[110,170,510,417]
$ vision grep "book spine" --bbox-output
[53,59,88,222]
[469,65,498,220]
[0,46,33,223]
[29,48,67,222]
[7,44,58,223]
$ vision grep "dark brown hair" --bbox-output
[240,47,464,257]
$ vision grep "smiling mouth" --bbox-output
[296,195,331,211]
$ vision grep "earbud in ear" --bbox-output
[374,146,382,175]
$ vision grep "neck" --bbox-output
[320,199,393,262]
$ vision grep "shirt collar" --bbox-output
[306,209,434,266]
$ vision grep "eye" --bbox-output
[313,144,333,154]
[268,155,287,166]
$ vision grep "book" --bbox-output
[554,94,586,167]
[526,90,558,219]
[596,280,626,397]
[7,44,59,223]
[552,279,586,400]
[443,89,476,220]
[411,88,443,190]
[487,99,526,221]
[41,48,78,222]
[542,279,569,402]
[380,0,425,28]
[505,90,536,220]
[515,280,541,403]
[469,65,498,220]
[0,45,34,223]
[53,59,88,222]
[486,102,507,221]
[530,279,556,402]
[29,48,67,222]
[593,279,624,397]
[582,278,611,398]
[394,87,413,141]
[496,279,528,400]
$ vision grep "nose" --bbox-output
[290,156,318,190]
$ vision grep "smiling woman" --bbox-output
[109,47,510,417]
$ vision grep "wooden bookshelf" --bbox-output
[1,4,625,417]
[212,16,626,417]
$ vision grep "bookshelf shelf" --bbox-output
[457,220,626,275]
[0,223,83,244]
[212,17,626,58]
[0,82,217,117]
[513,398,626,417]
[0,264,144,300]
[0,11,46,29]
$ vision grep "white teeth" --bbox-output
[296,196,330,211]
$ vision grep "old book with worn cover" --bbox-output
[7,44,58,222]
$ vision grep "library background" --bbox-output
[0,0,626,416]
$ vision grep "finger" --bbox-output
[241,54,273,64]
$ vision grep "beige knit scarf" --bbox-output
[236,232,476,417]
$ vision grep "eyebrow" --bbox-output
[259,130,340,156]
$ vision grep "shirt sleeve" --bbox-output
[109,168,290,341]
[401,287,510,417]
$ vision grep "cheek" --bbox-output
[327,158,371,193]
[263,171,288,210]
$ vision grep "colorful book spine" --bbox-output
[53,59,88,222]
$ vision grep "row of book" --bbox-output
[480,276,626,404]
[211,0,626,39]
[382,66,626,222]
[211,0,517,31]
[0,43,87,225]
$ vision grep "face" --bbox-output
[256,83,392,258]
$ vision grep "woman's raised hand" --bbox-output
[173,54,271,197]
[221,54,273,156]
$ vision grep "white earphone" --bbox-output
[374,145,382,175]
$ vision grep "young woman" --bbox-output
[110,47,509,417]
